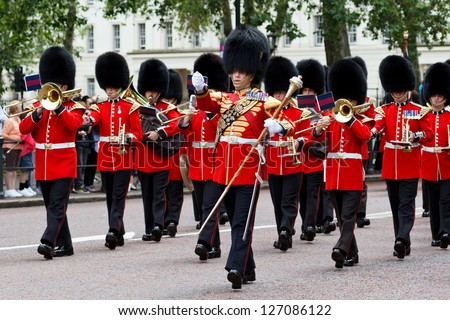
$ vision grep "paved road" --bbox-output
[0,180,448,301]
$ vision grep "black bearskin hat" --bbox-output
[264,56,298,96]
[345,56,368,78]
[296,59,325,95]
[445,59,450,65]
[95,52,129,90]
[423,62,450,105]
[194,53,229,92]
[137,59,169,98]
[223,26,270,86]
[379,55,415,93]
[328,58,367,105]
[39,46,76,90]
[166,69,183,105]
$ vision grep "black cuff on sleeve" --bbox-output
[345,116,356,127]
[31,110,42,123]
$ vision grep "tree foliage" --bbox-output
[0,0,86,94]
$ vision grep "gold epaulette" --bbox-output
[419,104,431,118]
[264,96,281,111]
[374,106,385,117]
[209,91,223,101]
[70,101,86,111]
[124,97,141,114]
[89,104,100,112]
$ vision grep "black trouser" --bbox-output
[39,178,73,247]
[268,172,302,236]
[385,179,418,246]
[101,170,131,236]
[202,182,259,275]
[422,179,429,212]
[328,190,362,256]
[138,170,169,233]
[164,179,184,227]
[192,189,201,222]
[84,150,97,187]
[423,179,450,240]
[356,160,368,220]
[299,171,322,232]
[195,179,221,250]
[320,185,334,226]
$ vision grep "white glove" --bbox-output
[192,71,205,91]
[264,118,283,136]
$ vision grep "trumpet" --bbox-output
[332,99,372,123]
[120,76,150,107]
[3,82,81,118]
[117,118,128,155]
[278,136,301,164]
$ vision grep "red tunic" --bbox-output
[19,101,85,180]
[265,102,310,176]
[89,98,143,172]
[186,110,217,182]
[355,98,376,160]
[196,89,291,185]
[373,101,433,180]
[134,100,182,173]
[314,118,371,191]
[420,108,450,181]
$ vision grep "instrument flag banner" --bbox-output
[317,91,335,112]
[187,74,208,92]
[24,73,41,91]
[297,94,317,109]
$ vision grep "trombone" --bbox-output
[3,82,81,118]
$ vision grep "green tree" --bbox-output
[0,0,86,95]
[353,0,450,87]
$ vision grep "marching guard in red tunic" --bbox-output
[313,59,372,268]
[372,55,433,259]
[20,46,86,259]
[181,53,229,261]
[134,59,182,242]
[89,52,143,250]
[420,62,450,249]
[192,26,295,289]
[264,56,311,251]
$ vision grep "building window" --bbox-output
[166,23,173,48]
[87,25,94,53]
[192,30,201,48]
[284,35,291,47]
[87,78,95,97]
[87,0,94,5]
[314,15,323,46]
[348,24,357,44]
[138,23,146,49]
[113,25,120,51]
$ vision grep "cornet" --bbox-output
[3,82,81,118]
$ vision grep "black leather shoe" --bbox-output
[304,226,316,241]
[219,212,229,225]
[162,229,169,236]
[117,235,124,246]
[331,248,345,268]
[195,222,201,230]
[344,253,359,266]
[422,210,430,217]
[323,220,336,234]
[105,232,117,250]
[357,218,371,228]
[151,226,162,242]
[227,270,243,289]
[393,246,411,257]
[431,240,441,247]
[53,245,74,257]
[167,222,177,237]
[37,243,54,259]
[300,233,307,241]
[394,240,406,259]
[278,230,291,251]
[195,243,209,261]
[440,233,449,249]
[142,233,154,241]
[208,247,221,259]
[243,269,256,284]
[316,226,324,233]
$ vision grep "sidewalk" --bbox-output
[0,173,383,209]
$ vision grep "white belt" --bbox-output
[99,136,119,143]
[327,152,362,160]
[192,141,215,148]
[267,140,289,147]
[219,136,258,146]
[422,146,448,153]
[385,142,419,150]
[35,142,75,150]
